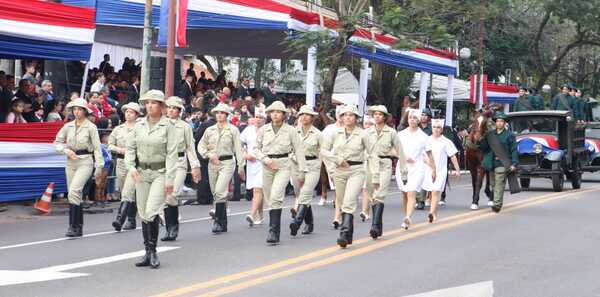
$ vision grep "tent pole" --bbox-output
[358,58,369,116]
[419,71,429,111]
[80,62,89,97]
[445,74,455,127]
[165,0,177,97]
[140,0,153,95]
[306,46,317,107]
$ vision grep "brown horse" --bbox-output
[465,108,493,205]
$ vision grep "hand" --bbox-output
[264,158,278,170]
[191,167,201,183]
[452,170,461,177]
[406,157,415,164]
[373,183,380,191]
[130,169,141,183]
[431,169,437,182]
[64,149,78,160]
[210,154,220,165]
[339,160,349,168]
[119,148,127,155]
[238,169,246,181]
[298,176,305,188]
[244,153,256,162]
[509,165,517,172]
[165,184,174,196]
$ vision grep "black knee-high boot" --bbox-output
[122,202,137,230]
[301,205,314,235]
[135,222,150,267]
[337,213,353,248]
[266,209,282,244]
[148,217,160,268]
[289,204,307,236]
[369,203,384,239]
[112,201,128,231]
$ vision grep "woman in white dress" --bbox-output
[396,109,436,229]
[241,113,266,226]
[422,119,460,223]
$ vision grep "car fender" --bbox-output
[544,150,563,162]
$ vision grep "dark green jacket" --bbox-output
[529,95,545,110]
[420,123,432,136]
[552,93,574,111]
[573,97,587,121]
[480,128,519,171]
[512,95,534,112]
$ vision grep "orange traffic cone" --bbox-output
[34,182,54,214]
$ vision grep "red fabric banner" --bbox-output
[0,122,64,143]
[0,0,96,29]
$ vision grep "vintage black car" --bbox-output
[583,122,600,173]
[507,111,587,192]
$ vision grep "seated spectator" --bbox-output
[0,73,12,122]
[40,80,54,102]
[87,92,103,119]
[45,99,63,122]
[127,76,140,103]
[91,73,106,93]
[99,88,116,117]
[5,98,27,123]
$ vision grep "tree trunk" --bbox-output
[319,36,346,112]
[197,55,217,78]
[254,58,265,90]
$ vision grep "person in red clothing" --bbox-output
[99,88,115,118]
[87,92,103,119]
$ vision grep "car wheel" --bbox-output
[551,163,564,192]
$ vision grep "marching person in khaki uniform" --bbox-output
[109,102,141,232]
[321,104,368,248]
[162,96,201,241]
[54,98,104,238]
[364,105,407,239]
[289,105,322,236]
[125,90,178,269]
[254,101,306,244]
[198,103,245,234]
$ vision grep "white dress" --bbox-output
[240,125,263,189]
[395,128,429,192]
[422,135,458,192]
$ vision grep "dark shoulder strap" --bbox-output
[485,131,512,169]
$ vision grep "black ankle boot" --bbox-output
[112,201,128,231]
[135,222,150,267]
[65,204,77,237]
[290,204,307,236]
[301,205,314,235]
[337,213,353,248]
[212,203,226,234]
[148,217,160,269]
[369,203,384,239]
[266,209,282,244]
[74,204,83,237]
[122,202,137,230]
[161,206,177,241]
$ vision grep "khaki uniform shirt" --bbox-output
[108,123,134,154]
[292,125,322,171]
[197,123,244,169]
[321,126,368,167]
[365,125,407,183]
[172,118,200,169]
[255,122,307,173]
[124,116,178,185]
[54,119,104,170]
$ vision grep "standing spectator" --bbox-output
[186,63,197,82]
[94,132,112,207]
[91,73,106,93]
[179,74,194,105]
[0,73,12,122]
[99,54,112,74]
[5,98,27,123]
[127,76,140,103]
[87,92,103,119]
[215,70,227,87]
[99,88,116,118]
[22,62,41,85]
[198,71,208,86]
[45,99,63,122]
[262,79,276,106]
[220,87,232,103]
[236,78,252,99]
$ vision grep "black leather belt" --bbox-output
[268,153,288,159]
[138,162,165,170]
[219,155,233,161]
[178,152,185,157]
[347,161,363,166]
[75,150,92,155]
[378,155,394,160]
[305,156,318,160]
[115,153,125,159]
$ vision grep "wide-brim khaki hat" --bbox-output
[121,102,141,114]
[298,105,317,116]
[66,98,92,114]
[266,101,287,113]
[211,102,231,115]
[340,104,360,117]
[139,89,165,103]
[368,105,390,117]
[166,96,184,109]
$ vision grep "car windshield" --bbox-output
[511,117,559,134]
[586,127,600,139]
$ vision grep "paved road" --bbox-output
[1,173,599,297]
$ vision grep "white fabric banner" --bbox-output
[0,142,66,168]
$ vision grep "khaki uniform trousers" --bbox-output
[136,169,166,223]
[116,159,136,202]
[489,166,507,208]
[333,164,366,214]
[208,158,235,206]
[166,156,189,206]
[366,158,393,204]
[291,159,321,205]
[65,157,94,205]
[263,158,292,209]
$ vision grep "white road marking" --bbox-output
[0,247,179,286]
[402,281,494,297]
